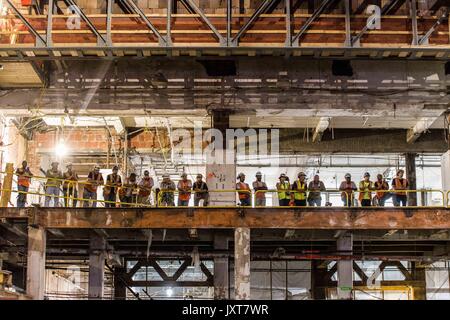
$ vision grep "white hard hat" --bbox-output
[256,171,262,176]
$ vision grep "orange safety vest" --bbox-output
[394,178,408,196]
[17,169,31,187]
[375,181,388,199]
[178,180,192,201]
[237,182,250,199]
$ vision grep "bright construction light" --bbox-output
[55,141,69,157]
[166,288,173,297]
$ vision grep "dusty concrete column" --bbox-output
[26,226,46,300]
[113,266,127,300]
[310,260,328,300]
[206,110,236,206]
[214,231,229,300]
[337,233,353,300]
[411,261,427,300]
[1,163,14,207]
[234,227,250,300]
[88,233,106,300]
[405,153,417,206]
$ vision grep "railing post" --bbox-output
[1,163,14,207]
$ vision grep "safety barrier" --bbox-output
[0,169,448,208]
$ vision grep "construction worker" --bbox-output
[193,174,209,207]
[392,169,409,207]
[138,170,154,205]
[359,172,375,207]
[339,173,357,207]
[291,172,308,207]
[104,166,122,208]
[374,174,390,206]
[253,171,268,207]
[16,160,33,208]
[236,173,251,207]
[83,165,104,208]
[178,173,193,206]
[62,163,79,208]
[276,173,290,207]
[44,161,63,207]
[307,174,326,207]
[120,173,138,207]
[160,173,176,207]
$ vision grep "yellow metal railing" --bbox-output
[254,189,350,208]
[371,189,445,208]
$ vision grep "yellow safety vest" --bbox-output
[294,180,307,200]
[359,181,373,200]
[277,182,290,200]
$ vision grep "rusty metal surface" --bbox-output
[2,207,450,230]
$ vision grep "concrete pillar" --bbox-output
[310,260,328,300]
[88,233,106,300]
[26,226,46,300]
[411,262,427,300]
[441,150,450,192]
[206,110,236,206]
[234,227,250,300]
[214,231,229,300]
[113,266,127,300]
[336,233,353,300]
[405,153,417,206]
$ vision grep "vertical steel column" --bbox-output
[344,0,352,47]
[214,231,229,300]
[406,153,417,206]
[411,0,419,45]
[46,0,54,46]
[285,0,292,46]
[167,0,173,46]
[227,0,232,46]
[106,0,113,46]
[88,233,106,300]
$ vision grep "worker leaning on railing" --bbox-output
[339,173,357,207]
[276,173,290,207]
[119,173,138,208]
[253,171,268,207]
[104,166,122,208]
[358,172,375,207]
[392,169,409,207]
[16,160,33,208]
[236,172,251,207]
[159,173,176,207]
[291,172,308,207]
[83,165,104,208]
[62,163,79,208]
[178,173,192,207]
[44,161,63,207]
[374,174,391,207]
[138,170,154,205]
[193,174,209,207]
[307,174,326,207]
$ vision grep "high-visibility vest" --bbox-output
[178,180,192,201]
[394,178,408,196]
[237,182,250,199]
[85,173,103,193]
[359,181,373,201]
[277,182,290,200]
[293,180,307,200]
[17,169,31,187]
[375,181,388,199]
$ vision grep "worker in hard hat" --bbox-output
[359,172,375,207]
[62,163,79,208]
[291,172,308,207]
[138,170,154,205]
[119,173,138,207]
[193,174,209,207]
[307,174,326,207]
[159,173,176,207]
[236,173,251,207]
[253,171,268,207]
[16,160,33,208]
[374,174,390,206]
[44,161,63,207]
[83,165,104,207]
[392,169,409,207]
[178,173,192,206]
[276,173,291,207]
[104,166,122,208]
[339,173,357,207]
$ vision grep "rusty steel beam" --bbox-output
[2,207,449,230]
